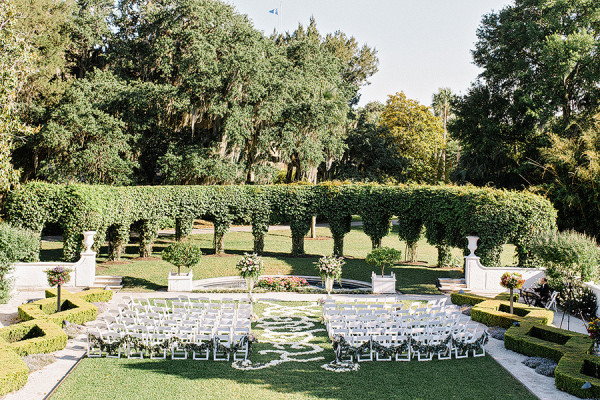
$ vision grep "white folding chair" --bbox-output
[545,291,559,312]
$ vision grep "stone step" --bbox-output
[437,277,467,293]
[92,275,123,289]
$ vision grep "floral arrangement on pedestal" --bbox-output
[45,266,72,312]
[500,272,525,314]
[237,253,264,294]
[256,276,309,291]
[314,255,345,296]
[586,318,600,353]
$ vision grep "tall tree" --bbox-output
[380,92,444,183]
[431,87,456,182]
[452,0,600,188]
[0,0,38,192]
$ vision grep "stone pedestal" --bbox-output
[371,272,396,294]
[168,271,193,292]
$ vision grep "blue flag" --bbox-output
[269,8,278,15]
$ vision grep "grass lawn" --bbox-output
[40,225,517,294]
[50,301,535,400]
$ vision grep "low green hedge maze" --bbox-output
[0,289,112,396]
[6,182,557,266]
[0,320,68,356]
[453,292,600,398]
[470,300,554,328]
[0,343,28,397]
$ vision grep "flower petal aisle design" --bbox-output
[232,301,327,370]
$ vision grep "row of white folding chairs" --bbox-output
[324,310,466,332]
[326,314,468,337]
[334,325,486,362]
[108,307,252,319]
[119,298,252,313]
[88,325,250,361]
[100,316,251,335]
[323,298,448,313]
[123,295,251,308]
[324,306,459,323]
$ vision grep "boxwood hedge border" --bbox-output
[0,289,112,396]
[5,182,557,267]
[453,292,599,398]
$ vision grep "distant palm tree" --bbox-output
[432,88,456,182]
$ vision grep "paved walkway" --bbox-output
[0,290,584,400]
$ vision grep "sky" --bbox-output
[226,0,513,107]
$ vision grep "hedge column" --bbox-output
[175,216,194,241]
[290,217,311,256]
[361,212,392,249]
[138,219,159,258]
[107,223,129,261]
[329,215,352,257]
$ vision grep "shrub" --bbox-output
[366,247,402,276]
[18,295,97,326]
[0,345,29,396]
[162,241,202,275]
[255,277,309,291]
[0,223,40,302]
[471,300,554,328]
[45,288,113,303]
[0,320,68,356]
[533,230,600,282]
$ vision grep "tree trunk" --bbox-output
[214,230,225,254]
[310,216,317,239]
[253,234,264,254]
[333,235,344,257]
[291,235,305,256]
[371,237,382,249]
[407,242,418,263]
[510,288,514,314]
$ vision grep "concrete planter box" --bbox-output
[371,272,396,294]
[168,271,193,292]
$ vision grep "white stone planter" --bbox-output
[168,270,193,292]
[371,271,396,294]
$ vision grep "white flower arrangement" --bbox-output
[236,253,264,279]
[314,255,345,281]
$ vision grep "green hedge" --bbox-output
[18,295,97,326]
[470,300,554,328]
[504,323,591,362]
[44,288,113,303]
[0,223,40,302]
[0,319,68,356]
[0,344,29,396]
[556,354,600,398]
[5,183,557,265]
[450,291,518,306]
[0,288,111,396]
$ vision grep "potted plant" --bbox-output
[162,241,202,292]
[45,266,72,312]
[500,272,525,314]
[366,247,401,294]
[236,253,264,296]
[314,255,345,296]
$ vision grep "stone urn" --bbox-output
[83,231,97,253]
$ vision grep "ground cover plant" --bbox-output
[50,301,536,400]
[39,226,519,294]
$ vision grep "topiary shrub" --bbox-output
[366,246,401,276]
[162,241,202,275]
[0,223,40,302]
